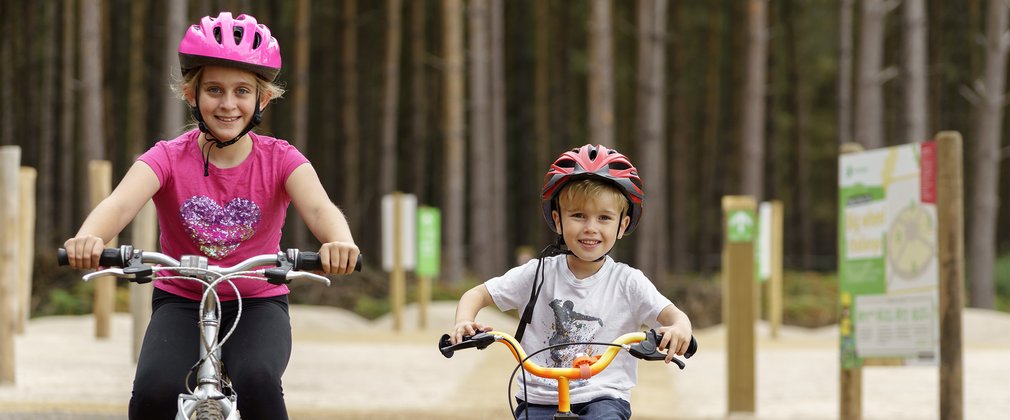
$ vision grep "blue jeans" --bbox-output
[515,397,632,419]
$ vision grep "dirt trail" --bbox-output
[0,303,1008,419]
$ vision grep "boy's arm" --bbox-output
[451,284,496,344]
[656,303,693,362]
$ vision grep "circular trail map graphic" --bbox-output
[887,205,935,279]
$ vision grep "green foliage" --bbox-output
[996,252,1010,312]
[780,271,839,328]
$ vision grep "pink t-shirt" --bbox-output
[138,129,309,301]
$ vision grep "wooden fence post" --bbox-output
[723,195,756,414]
[89,160,116,340]
[0,146,21,384]
[936,131,964,420]
[130,200,156,362]
[16,168,36,334]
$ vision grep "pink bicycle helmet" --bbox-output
[178,12,282,81]
[541,144,645,234]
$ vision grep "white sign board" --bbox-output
[382,193,417,272]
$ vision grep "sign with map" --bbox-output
[838,142,938,368]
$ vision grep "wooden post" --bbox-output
[418,274,430,329]
[89,160,116,340]
[936,131,964,420]
[16,168,36,334]
[130,200,156,362]
[839,142,864,420]
[723,195,756,414]
[0,146,21,384]
[768,200,783,339]
[391,192,405,331]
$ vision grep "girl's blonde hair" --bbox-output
[172,66,286,103]
[557,179,629,215]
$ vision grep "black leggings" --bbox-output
[129,288,292,420]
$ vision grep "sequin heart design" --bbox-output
[180,196,261,259]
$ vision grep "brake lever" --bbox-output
[82,268,127,282]
[282,271,332,286]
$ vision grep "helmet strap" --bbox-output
[193,89,264,177]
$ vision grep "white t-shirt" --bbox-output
[484,254,673,405]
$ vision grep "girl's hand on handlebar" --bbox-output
[318,241,360,275]
[63,235,106,269]
[657,323,693,364]
[451,320,492,345]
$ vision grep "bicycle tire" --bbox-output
[193,399,226,420]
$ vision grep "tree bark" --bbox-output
[342,0,361,238]
[634,0,669,282]
[740,0,768,200]
[290,0,312,248]
[380,0,403,196]
[968,0,1008,309]
[588,0,615,147]
[489,0,507,273]
[36,2,58,247]
[443,0,466,285]
[838,0,853,145]
[468,0,493,279]
[854,0,895,149]
[668,1,691,273]
[903,0,929,143]
[59,0,77,238]
[410,0,428,201]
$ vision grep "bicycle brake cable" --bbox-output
[506,341,624,420]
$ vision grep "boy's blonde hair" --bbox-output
[173,66,286,103]
[556,179,629,215]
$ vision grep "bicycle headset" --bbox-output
[514,144,645,343]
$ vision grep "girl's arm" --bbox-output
[64,161,161,269]
[285,163,359,274]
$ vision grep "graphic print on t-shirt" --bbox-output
[547,299,603,368]
[180,196,261,259]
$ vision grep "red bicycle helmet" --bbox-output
[541,144,645,234]
[178,12,282,82]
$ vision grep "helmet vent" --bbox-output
[253,33,262,49]
[609,162,630,170]
[556,158,576,168]
[233,27,244,45]
[588,149,598,160]
[213,27,222,44]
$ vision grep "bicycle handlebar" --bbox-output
[58,245,362,285]
[438,329,698,373]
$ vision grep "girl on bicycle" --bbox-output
[451,145,693,419]
[62,12,358,420]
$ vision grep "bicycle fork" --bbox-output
[176,296,240,420]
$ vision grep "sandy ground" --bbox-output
[0,302,1008,419]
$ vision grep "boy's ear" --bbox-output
[617,215,631,239]
[552,210,562,232]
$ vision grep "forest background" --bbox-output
[1,0,1008,328]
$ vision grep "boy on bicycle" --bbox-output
[450,144,693,419]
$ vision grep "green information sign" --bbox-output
[416,207,441,277]
[726,209,756,242]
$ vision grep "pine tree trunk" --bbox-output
[468,0,493,279]
[342,0,361,239]
[443,0,466,284]
[36,2,57,247]
[290,0,312,248]
[588,0,615,147]
[380,0,403,195]
[903,0,928,143]
[838,0,853,145]
[854,0,893,149]
[740,0,768,200]
[160,0,186,141]
[968,1,1008,309]
[634,0,668,282]
[668,1,691,273]
[59,0,77,237]
[699,3,724,272]
[410,0,428,201]
[489,0,507,274]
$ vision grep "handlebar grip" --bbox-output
[294,252,363,272]
[685,335,698,359]
[57,248,125,267]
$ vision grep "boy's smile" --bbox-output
[553,193,630,278]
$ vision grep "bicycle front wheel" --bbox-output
[193,399,226,420]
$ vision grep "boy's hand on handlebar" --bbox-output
[450,321,492,345]
[318,241,359,275]
[657,323,693,364]
[63,235,106,269]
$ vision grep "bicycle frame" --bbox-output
[439,329,697,419]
